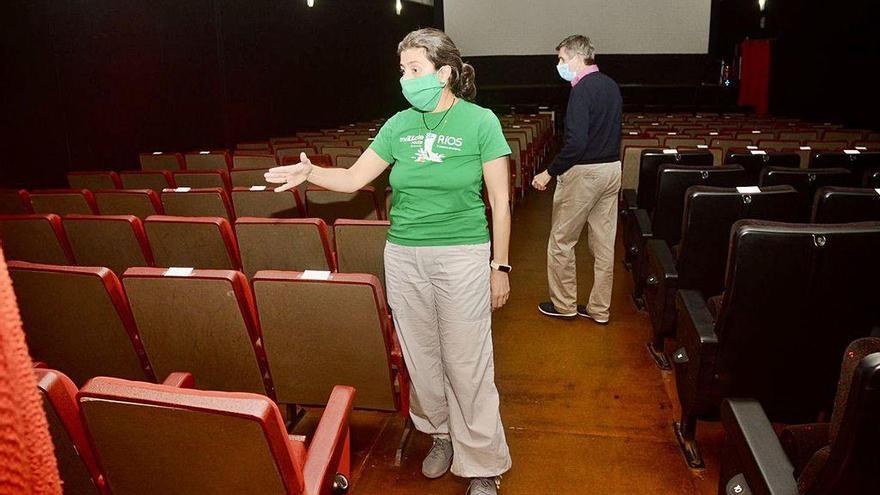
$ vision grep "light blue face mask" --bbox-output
[556,62,576,82]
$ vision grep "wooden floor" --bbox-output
[297,185,725,494]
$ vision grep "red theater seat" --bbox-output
[67,171,122,190]
[93,189,164,218]
[234,217,334,277]
[78,377,354,495]
[8,261,153,385]
[0,213,74,264]
[63,214,154,274]
[30,189,98,215]
[144,215,241,270]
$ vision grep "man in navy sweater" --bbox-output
[533,35,622,324]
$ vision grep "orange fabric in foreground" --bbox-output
[0,247,62,495]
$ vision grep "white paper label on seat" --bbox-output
[152,151,163,155]
[368,128,376,131]
[697,145,709,149]
[667,132,677,135]
[856,146,868,151]
[750,150,767,155]
[250,186,267,191]
[337,129,345,133]
[651,122,659,126]
[844,149,861,155]
[747,146,759,150]
[710,132,719,136]
[164,267,194,277]
[737,186,761,194]
[875,188,880,196]
[524,119,532,122]
[800,146,811,150]
[301,270,331,281]
[174,187,191,193]
[752,130,761,134]
[662,149,678,154]
[199,151,210,154]
[368,137,375,141]
[628,131,639,135]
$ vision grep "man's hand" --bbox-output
[531,170,553,191]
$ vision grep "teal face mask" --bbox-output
[400,72,446,112]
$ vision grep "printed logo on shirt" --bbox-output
[400,132,463,163]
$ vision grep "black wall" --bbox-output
[716,0,879,128]
[0,0,435,188]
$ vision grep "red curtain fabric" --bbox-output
[0,248,62,495]
[738,39,772,115]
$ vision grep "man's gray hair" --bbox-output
[556,35,595,64]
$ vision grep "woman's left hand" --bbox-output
[490,270,510,311]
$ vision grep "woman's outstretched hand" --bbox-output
[264,152,314,192]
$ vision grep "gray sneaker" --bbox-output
[421,436,453,479]
[467,477,500,495]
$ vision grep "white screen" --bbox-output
[444,0,711,56]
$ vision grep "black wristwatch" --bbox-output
[490,261,512,273]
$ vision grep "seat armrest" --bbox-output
[635,208,652,238]
[647,239,678,283]
[721,399,799,495]
[303,385,356,495]
[621,188,638,210]
[676,290,719,346]
[162,372,194,388]
[673,290,720,414]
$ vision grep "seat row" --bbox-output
[138,145,365,172]
[0,185,387,223]
[0,214,388,280]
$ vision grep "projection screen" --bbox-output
[443,0,711,56]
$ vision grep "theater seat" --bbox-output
[183,150,232,170]
[122,267,272,396]
[67,171,122,190]
[235,218,334,278]
[809,151,880,184]
[719,338,880,495]
[120,170,176,191]
[759,167,853,220]
[230,168,272,188]
[0,189,32,214]
[812,187,880,223]
[724,150,800,183]
[231,187,304,218]
[35,368,108,495]
[621,149,714,269]
[78,377,355,495]
[145,215,241,270]
[305,186,381,223]
[644,185,800,368]
[232,153,276,169]
[94,189,164,218]
[63,214,154,274]
[630,165,749,307]
[0,213,74,264]
[253,271,407,413]
[671,221,880,468]
[161,188,235,220]
[138,152,185,171]
[334,220,390,288]
[30,189,98,215]
[173,170,231,190]
[8,262,153,385]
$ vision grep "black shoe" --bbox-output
[577,305,609,324]
[538,302,577,318]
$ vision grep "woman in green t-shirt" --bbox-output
[265,28,512,495]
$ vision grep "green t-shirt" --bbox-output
[369,100,511,247]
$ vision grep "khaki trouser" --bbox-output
[547,161,622,319]
[384,241,512,478]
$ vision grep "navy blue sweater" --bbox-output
[547,71,622,177]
